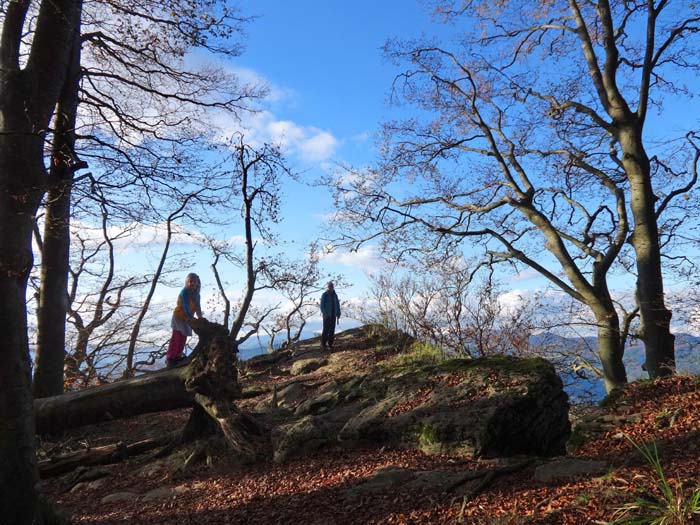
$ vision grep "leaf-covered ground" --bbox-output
[42,333,700,524]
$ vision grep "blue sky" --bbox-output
[86,2,445,334]
[80,1,699,341]
[203,0,454,301]
[188,1,697,321]
[236,0,440,140]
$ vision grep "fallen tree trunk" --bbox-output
[38,433,177,478]
[34,366,194,435]
[34,319,227,435]
[38,442,128,478]
[34,319,268,463]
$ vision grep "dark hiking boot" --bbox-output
[166,355,186,368]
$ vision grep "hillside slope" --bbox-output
[42,326,700,524]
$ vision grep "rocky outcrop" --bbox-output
[268,356,570,462]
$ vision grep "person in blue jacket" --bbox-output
[320,281,341,350]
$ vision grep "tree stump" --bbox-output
[176,319,268,462]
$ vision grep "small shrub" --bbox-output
[416,422,439,449]
[388,341,445,369]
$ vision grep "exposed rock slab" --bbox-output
[533,458,609,482]
[101,492,137,504]
[291,358,328,376]
[270,356,570,461]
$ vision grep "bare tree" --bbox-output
[210,239,233,330]
[225,134,292,344]
[334,1,699,391]
[63,202,147,386]
[362,257,535,358]
[124,188,210,377]
[262,242,342,350]
[32,0,263,397]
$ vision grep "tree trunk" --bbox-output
[0,180,42,521]
[33,18,83,399]
[39,442,128,478]
[620,126,676,378]
[0,0,82,506]
[33,179,73,397]
[0,0,83,515]
[38,434,174,478]
[64,324,89,385]
[34,366,196,435]
[594,310,628,393]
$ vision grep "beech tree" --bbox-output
[0,1,84,521]
[334,0,699,391]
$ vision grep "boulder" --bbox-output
[276,382,312,409]
[141,485,189,501]
[70,478,107,493]
[245,350,292,369]
[101,492,137,504]
[270,356,570,461]
[291,358,328,376]
[271,406,360,463]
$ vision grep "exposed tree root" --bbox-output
[455,459,535,523]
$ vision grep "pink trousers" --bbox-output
[166,330,187,360]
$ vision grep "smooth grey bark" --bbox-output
[571,0,677,378]
[619,126,675,377]
[34,367,194,435]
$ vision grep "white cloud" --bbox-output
[320,245,384,270]
[497,289,529,311]
[199,54,342,163]
[70,220,214,253]
[224,65,295,104]
[248,114,341,162]
[512,269,541,282]
[210,109,341,163]
[298,130,340,161]
[351,130,371,143]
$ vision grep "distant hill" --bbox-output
[531,332,700,402]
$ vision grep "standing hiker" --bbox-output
[320,281,341,350]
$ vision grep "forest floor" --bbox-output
[42,330,700,524]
